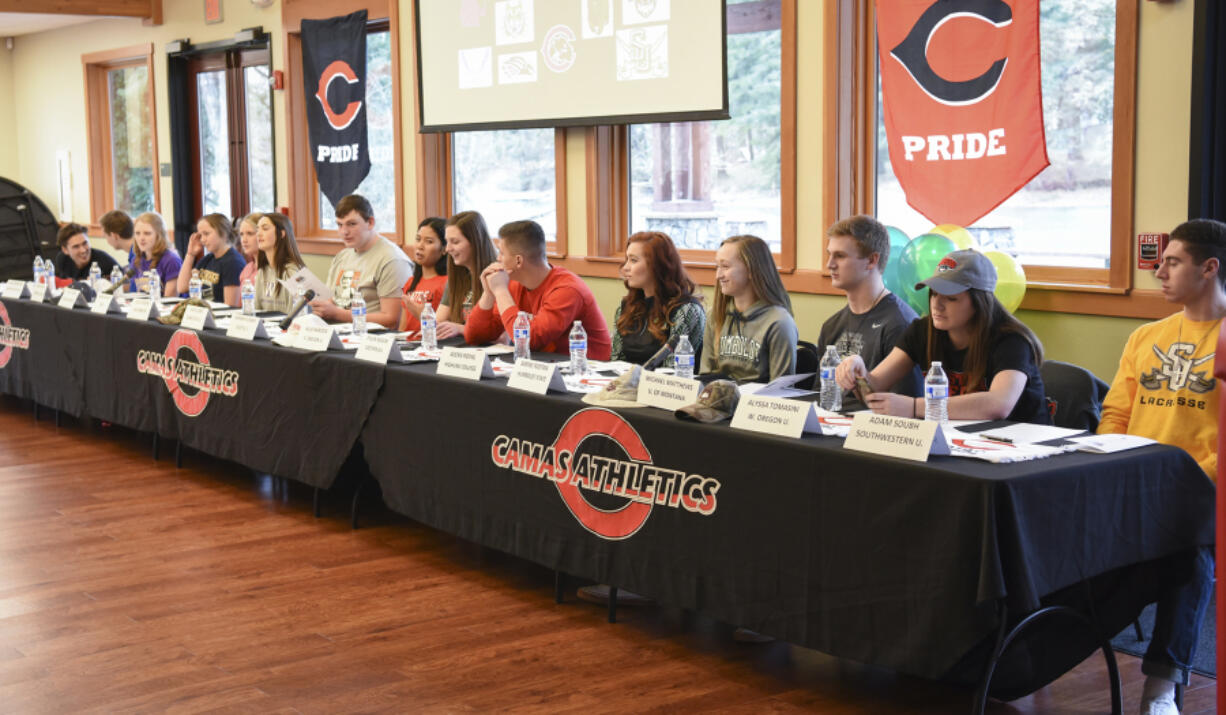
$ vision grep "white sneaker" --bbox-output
[1140,693,1179,715]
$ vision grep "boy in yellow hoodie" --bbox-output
[1099,218,1224,715]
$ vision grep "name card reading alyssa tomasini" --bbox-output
[506,358,566,394]
[638,370,701,411]
[843,412,950,462]
[437,346,495,380]
[730,394,821,439]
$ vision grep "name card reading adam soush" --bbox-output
[437,346,495,380]
[843,412,949,462]
[638,371,701,411]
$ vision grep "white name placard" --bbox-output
[506,358,566,394]
[179,305,216,331]
[294,324,343,351]
[126,296,157,321]
[91,292,123,315]
[843,412,949,462]
[730,395,821,439]
[437,346,495,380]
[2,280,28,299]
[638,371,701,411]
[355,333,402,364]
[225,314,269,341]
[57,287,86,309]
[27,282,48,303]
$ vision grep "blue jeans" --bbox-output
[1142,546,1215,685]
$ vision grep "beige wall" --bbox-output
[0,0,1200,380]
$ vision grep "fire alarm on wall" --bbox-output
[1138,233,1169,270]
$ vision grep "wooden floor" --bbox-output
[0,397,1215,714]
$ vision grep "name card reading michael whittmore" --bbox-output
[638,370,701,411]
[437,346,494,380]
[843,412,949,462]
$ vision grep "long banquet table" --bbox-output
[0,295,1214,702]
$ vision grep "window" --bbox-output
[630,0,783,254]
[84,45,160,226]
[581,0,796,279]
[285,0,403,254]
[188,48,274,218]
[829,0,1140,302]
[451,128,564,251]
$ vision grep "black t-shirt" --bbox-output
[54,249,119,281]
[818,292,922,400]
[896,318,1050,424]
[194,247,247,301]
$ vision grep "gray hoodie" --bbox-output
[699,300,798,383]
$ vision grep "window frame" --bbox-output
[828,0,1170,318]
[284,0,404,255]
[83,43,161,233]
[573,0,796,285]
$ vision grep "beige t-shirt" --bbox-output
[253,262,304,313]
[326,236,414,313]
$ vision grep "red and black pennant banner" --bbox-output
[301,10,371,209]
[877,0,1048,226]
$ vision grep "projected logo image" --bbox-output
[495,0,534,46]
[459,0,487,28]
[582,0,612,39]
[622,0,669,25]
[458,47,493,89]
[616,26,668,81]
[498,51,539,84]
[541,25,576,73]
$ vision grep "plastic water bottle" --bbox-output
[110,265,124,292]
[147,270,161,299]
[32,256,43,283]
[420,302,438,351]
[188,269,203,300]
[88,261,101,288]
[569,321,588,375]
[513,312,531,363]
[351,296,367,337]
[673,334,695,379]
[924,361,949,423]
[820,345,842,412]
[241,279,256,315]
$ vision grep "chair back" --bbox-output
[1040,360,1110,431]
[795,340,821,390]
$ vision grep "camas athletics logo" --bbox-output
[0,302,31,368]
[136,329,239,416]
[491,408,720,540]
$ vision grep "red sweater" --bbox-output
[464,266,611,360]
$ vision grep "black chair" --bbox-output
[795,340,820,390]
[1040,360,1110,431]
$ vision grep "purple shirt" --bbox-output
[129,250,183,294]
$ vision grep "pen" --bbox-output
[980,434,1014,444]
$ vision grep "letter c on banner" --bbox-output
[551,408,654,540]
[315,60,364,131]
[890,0,1013,106]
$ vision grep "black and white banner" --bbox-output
[301,10,371,208]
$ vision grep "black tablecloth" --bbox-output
[360,359,1215,692]
[0,298,384,487]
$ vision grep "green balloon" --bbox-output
[898,233,957,316]
[882,226,910,297]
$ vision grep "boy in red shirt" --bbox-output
[465,220,611,360]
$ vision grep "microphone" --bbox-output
[643,336,680,370]
[279,289,316,330]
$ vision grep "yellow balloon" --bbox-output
[984,250,1026,313]
[930,224,976,251]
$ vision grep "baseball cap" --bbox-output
[676,379,740,423]
[582,366,646,408]
[157,298,211,325]
[914,249,997,295]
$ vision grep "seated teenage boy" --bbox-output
[465,220,612,360]
[54,222,119,281]
[1097,219,1223,715]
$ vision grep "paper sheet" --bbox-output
[1068,433,1158,454]
[280,266,332,301]
[971,422,1086,445]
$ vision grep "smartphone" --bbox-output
[854,376,874,403]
